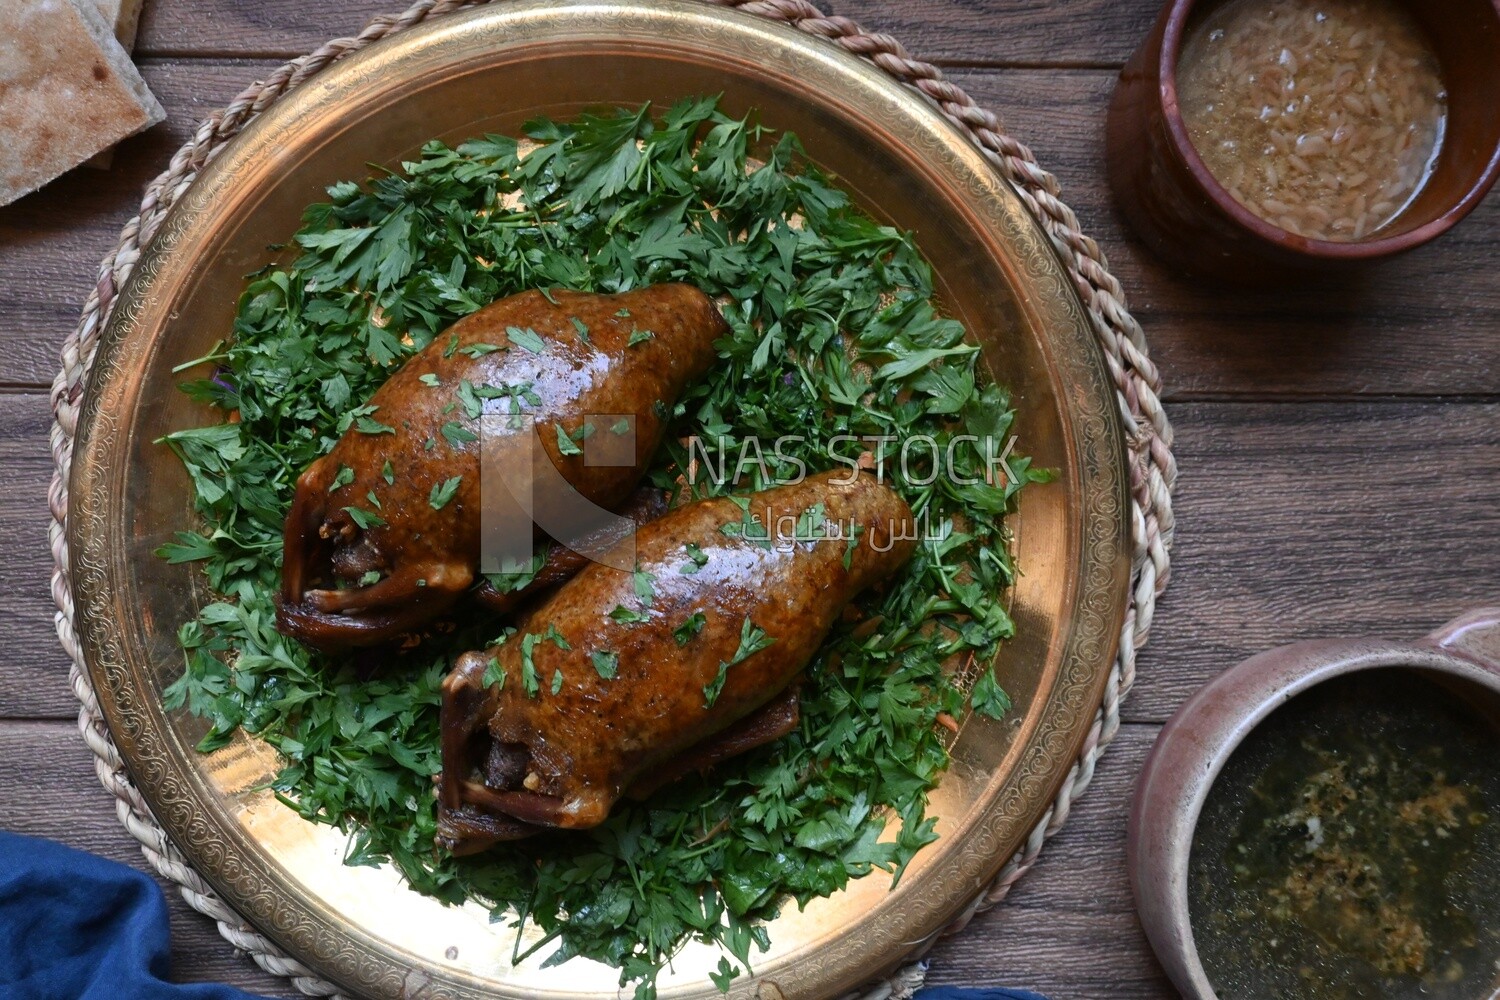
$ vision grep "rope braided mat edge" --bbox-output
[48,1,1178,996]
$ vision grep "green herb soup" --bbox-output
[1190,669,1500,1000]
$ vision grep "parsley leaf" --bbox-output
[971,666,1012,720]
[730,618,775,664]
[703,662,730,708]
[482,658,505,689]
[680,542,709,574]
[355,415,395,435]
[441,421,478,445]
[673,613,706,646]
[342,505,386,529]
[429,476,461,510]
[520,633,542,697]
[590,650,619,679]
[632,565,656,603]
[543,624,572,650]
[506,326,546,353]
[555,423,581,456]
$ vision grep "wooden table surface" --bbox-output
[2,1,1496,997]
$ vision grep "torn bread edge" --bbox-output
[0,0,165,206]
[84,0,149,168]
[95,0,147,51]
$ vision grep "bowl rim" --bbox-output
[1130,610,1500,999]
[1155,0,1500,260]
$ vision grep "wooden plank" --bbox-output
[0,392,65,719]
[0,720,295,995]
[5,395,1496,726]
[1125,399,1500,724]
[128,0,1160,65]
[2,62,1496,395]
[0,716,1166,998]
[0,59,281,390]
[924,724,1172,997]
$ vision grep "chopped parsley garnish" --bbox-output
[519,633,542,698]
[680,542,709,574]
[341,505,385,529]
[428,476,461,510]
[354,415,394,435]
[482,658,505,689]
[457,380,484,419]
[702,662,731,708]
[705,619,776,708]
[506,326,546,353]
[542,624,571,651]
[608,604,649,625]
[590,650,619,679]
[627,328,654,347]
[632,566,656,604]
[554,423,581,456]
[327,464,354,492]
[673,612,706,646]
[730,617,775,664]
[440,421,478,445]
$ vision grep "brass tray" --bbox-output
[68,2,1130,997]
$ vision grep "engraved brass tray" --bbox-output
[68,2,1130,997]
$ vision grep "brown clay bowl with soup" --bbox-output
[1130,608,1500,1000]
[1107,0,1500,280]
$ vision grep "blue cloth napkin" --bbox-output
[0,831,1050,1000]
[0,832,267,1000]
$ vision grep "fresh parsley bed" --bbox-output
[159,96,1046,998]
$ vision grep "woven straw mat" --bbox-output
[47,0,1178,996]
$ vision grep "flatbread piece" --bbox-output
[0,0,165,207]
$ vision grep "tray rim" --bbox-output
[66,2,1132,997]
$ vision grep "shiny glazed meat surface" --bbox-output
[437,470,917,854]
[276,285,726,651]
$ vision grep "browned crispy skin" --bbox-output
[437,470,917,854]
[276,285,726,652]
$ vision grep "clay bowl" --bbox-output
[1106,0,1500,280]
[1129,607,1500,998]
